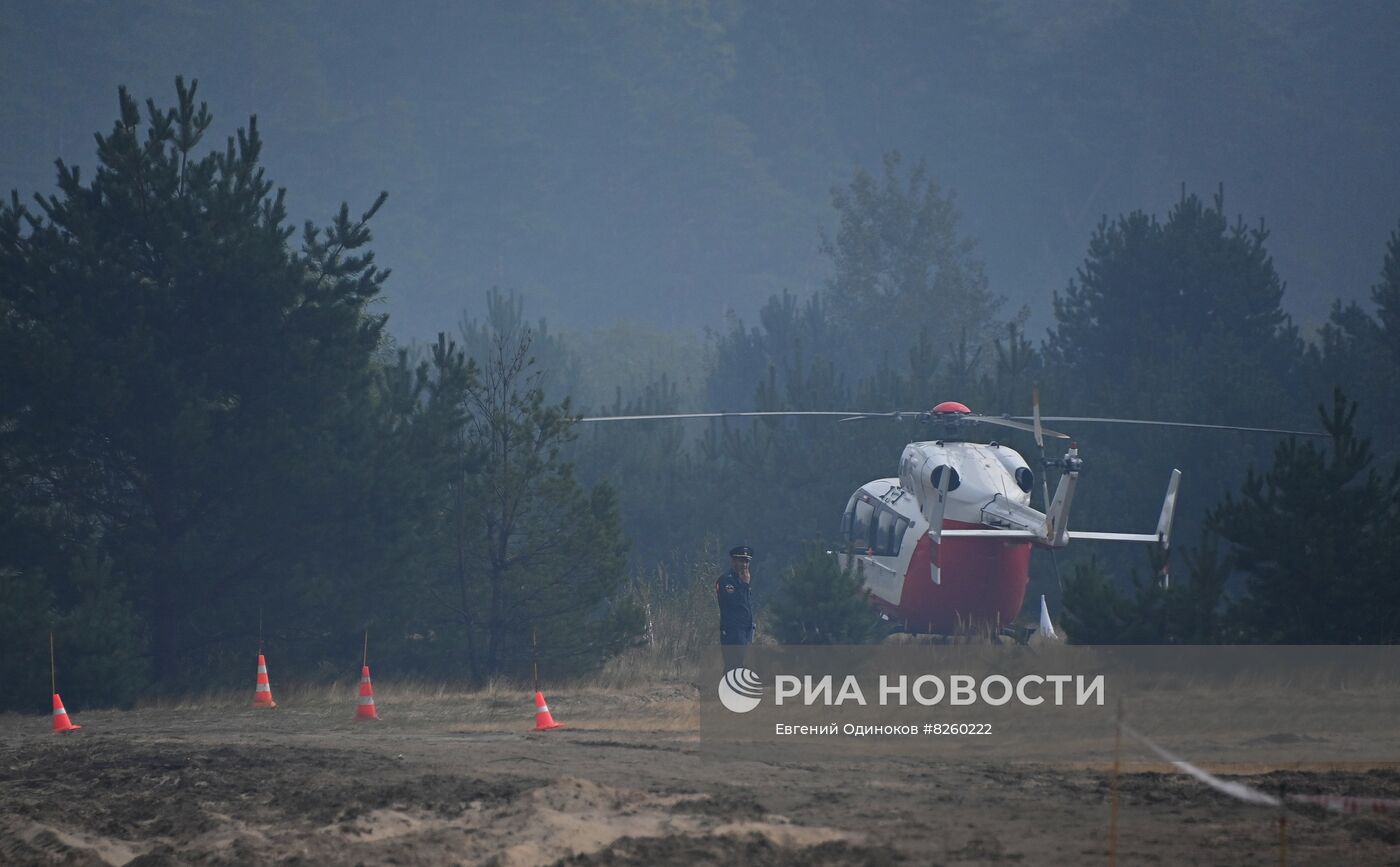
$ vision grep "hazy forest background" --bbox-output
[3,2,1399,709]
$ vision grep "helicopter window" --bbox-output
[842,493,909,555]
[893,517,910,554]
[848,497,875,548]
[875,509,897,553]
[873,510,909,556]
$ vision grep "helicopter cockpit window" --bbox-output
[849,497,874,547]
[842,493,909,556]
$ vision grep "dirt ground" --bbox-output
[1,683,1398,866]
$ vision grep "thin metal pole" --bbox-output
[532,625,539,693]
[258,607,263,654]
[50,631,56,694]
[1109,698,1122,866]
[363,629,369,668]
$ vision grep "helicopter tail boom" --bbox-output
[941,469,1182,553]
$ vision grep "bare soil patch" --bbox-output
[0,686,1396,865]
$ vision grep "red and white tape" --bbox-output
[1121,722,1400,814]
[1121,722,1280,806]
[1287,794,1400,814]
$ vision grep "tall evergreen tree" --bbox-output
[1314,219,1400,465]
[1048,189,1299,377]
[444,325,642,682]
[0,79,395,686]
[1371,221,1400,360]
[1043,189,1310,589]
[458,287,580,404]
[821,152,1001,380]
[1211,391,1400,643]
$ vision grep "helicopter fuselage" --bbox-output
[837,440,1039,633]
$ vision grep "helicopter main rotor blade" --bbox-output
[578,409,1078,438]
[576,410,887,423]
[970,415,1070,439]
[839,412,914,422]
[1032,387,1045,451]
[1019,416,1330,437]
[579,409,1323,438]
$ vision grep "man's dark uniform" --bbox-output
[717,545,755,670]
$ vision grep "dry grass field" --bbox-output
[1,670,1398,866]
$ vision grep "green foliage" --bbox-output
[0,569,57,711]
[769,545,887,644]
[1042,188,1312,585]
[1061,559,1141,644]
[0,554,147,710]
[458,288,579,404]
[569,371,699,572]
[564,322,705,414]
[0,79,464,702]
[433,325,643,683]
[305,332,477,678]
[706,290,840,412]
[821,152,1000,373]
[51,553,148,708]
[1062,541,1229,645]
[1314,220,1400,466]
[1210,391,1400,643]
[1048,189,1298,375]
[1066,392,1400,646]
[1371,221,1400,360]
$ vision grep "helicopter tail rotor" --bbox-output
[1153,469,1182,587]
[1033,386,1064,603]
[1032,386,1052,509]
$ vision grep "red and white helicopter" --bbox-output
[581,393,1323,634]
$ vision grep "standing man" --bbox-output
[717,545,755,671]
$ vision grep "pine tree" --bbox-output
[1314,219,1400,465]
[1048,190,1298,376]
[445,325,642,681]
[768,544,887,644]
[1062,539,1229,645]
[1042,188,1310,589]
[821,152,1001,380]
[1372,221,1400,361]
[0,79,395,686]
[1212,391,1400,643]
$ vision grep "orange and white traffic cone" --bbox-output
[252,654,277,708]
[355,665,379,721]
[532,690,563,731]
[51,693,81,733]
